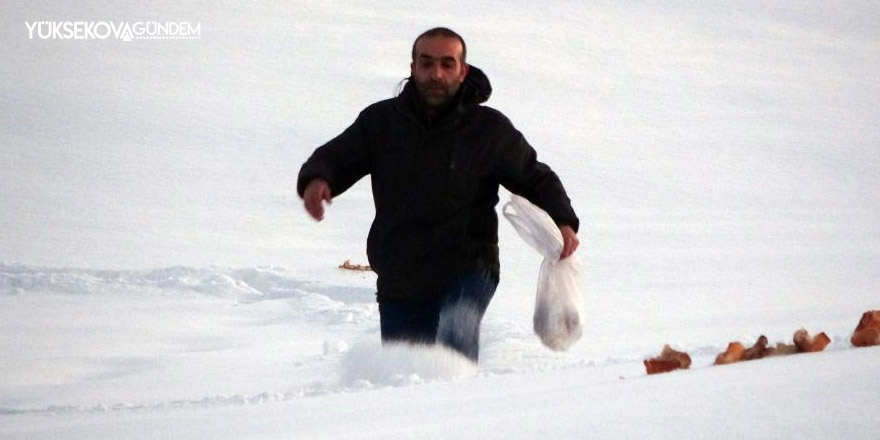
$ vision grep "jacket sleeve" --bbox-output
[495,123,580,233]
[297,111,372,198]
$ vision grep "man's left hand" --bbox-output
[559,225,579,259]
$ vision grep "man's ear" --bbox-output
[460,63,470,82]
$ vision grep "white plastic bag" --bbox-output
[503,195,583,351]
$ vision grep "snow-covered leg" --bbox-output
[436,271,497,362]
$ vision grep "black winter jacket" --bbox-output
[297,66,579,302]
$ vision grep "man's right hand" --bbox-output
[302,178,332,221]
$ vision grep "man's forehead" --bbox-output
[414,36,463,60]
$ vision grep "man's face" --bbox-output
[410,36,469,110]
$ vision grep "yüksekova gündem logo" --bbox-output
[25,21,201,41]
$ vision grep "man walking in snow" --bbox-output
[298,27,579,362]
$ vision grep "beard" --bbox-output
[413,77,461,111]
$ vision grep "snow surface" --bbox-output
[2,1,880,439]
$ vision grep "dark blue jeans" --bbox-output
[378,271,497,362]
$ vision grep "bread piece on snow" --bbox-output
[742,335,770,361]
[851,311,880,347]
[793,328,831,353]
[644,345,692,375]
[714,341,746,365]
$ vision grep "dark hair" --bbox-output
[411,27,467,64]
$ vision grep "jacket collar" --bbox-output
[459,65,492,106]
